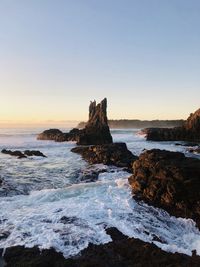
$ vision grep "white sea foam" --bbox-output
[0,128,200,258]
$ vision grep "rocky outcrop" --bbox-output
[144,108,200,142]
[77,98,113,145]
[37,129,65,141]
[37,128,80,142]
[37,98,113,145]
[2,228,200,267]
[71,143,137,171]
[1,149,46,159]
[187,146,200,154]
[128,149,200,228]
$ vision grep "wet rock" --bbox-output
[37,129,65,141]
[1,149,27,159]
[37,98,113,145]
[59,216,78,225]
[0,231,10,240]
[175,142,199,147]
[71,143,137,171]
[3,228,200,267]
[144,108,200,142]
[187,147,200,154]
[1,149,46,158]
[128,149,200,228]
[24,150,46,157]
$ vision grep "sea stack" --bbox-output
[77,98,113,145]
[37,98,113,145]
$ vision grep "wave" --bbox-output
[0,172,200,258]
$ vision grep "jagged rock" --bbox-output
[37,98,113,145]
[128,149,200,228]
[76,98,113,145]
[71,143,137,171]
[144,108,200,142]
[2,228,200,267]
[1,149,46,158]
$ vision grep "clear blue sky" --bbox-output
[0,0,200,124]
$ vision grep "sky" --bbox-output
[0,0,200,125]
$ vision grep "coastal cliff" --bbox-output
[144,108,200,142]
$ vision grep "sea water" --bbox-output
[0,128,200,258]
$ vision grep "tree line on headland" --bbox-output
[77,119,184,129]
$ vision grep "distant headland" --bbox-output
[77,119,184,129]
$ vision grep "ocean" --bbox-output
[0,128,200,258]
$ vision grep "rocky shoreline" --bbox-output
[71,142,138,172]
[144,108,200,142]
[2,228,200,267]
[1,99,200,266]
[129,149,200,229]
[37,98,113,145]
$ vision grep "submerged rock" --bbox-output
[1,149,27,159]
[1,149,46,159]
[24,150,46,157]
[37,98,113,145]
[71,143,137,171]
[128,149,200,228]
[3,228,200,267]
[144,108,200,142]
[187,146,200,154]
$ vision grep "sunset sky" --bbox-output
[0,0,200,125]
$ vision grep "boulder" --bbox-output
[128,149,200,228]
[144,108,200,142]
[71,143,137,171]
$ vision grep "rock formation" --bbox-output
[71,143,137,171]
[2,228,200,267]
[37,98,113,145]
[144,108,200,142]
[128,149,200,228]
[76,98,113,145]
[1,149,46,159]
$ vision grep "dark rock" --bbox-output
[77,98,113,145]
[144,108,200,142]
[1,149,27,159]
[1,149,46,159]
[71,143,137,171]
[24,150,46,157]
[128,149,200,228]
[37,129,67,142]
[37,98,113,145]
[175,142,199,147]
[188,147,200,154]
[3,228,200,267]
[0,231,10,240]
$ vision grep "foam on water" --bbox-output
[0,127,200,258]
[0,171,200,258]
